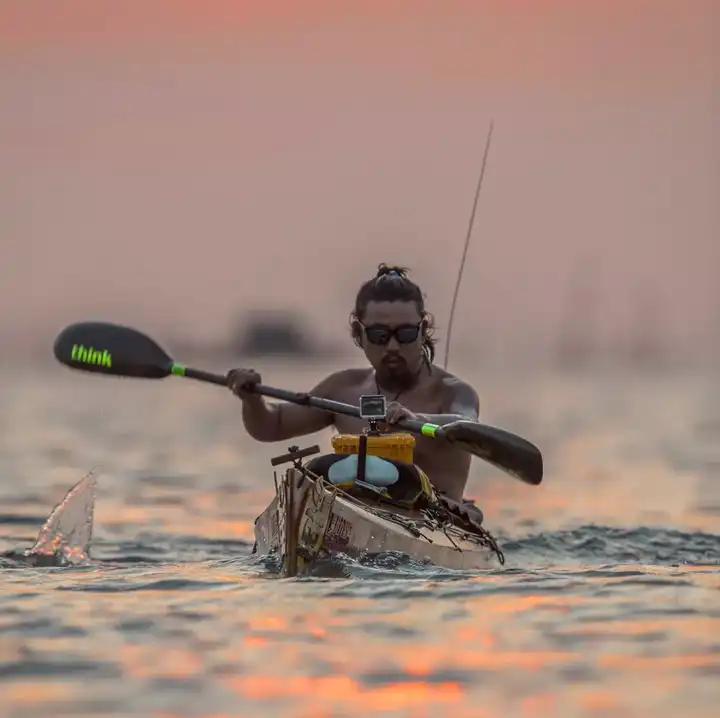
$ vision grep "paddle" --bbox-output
[53,321,543,485]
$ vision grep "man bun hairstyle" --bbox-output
[350,263,436,365]
[375,264,409,279]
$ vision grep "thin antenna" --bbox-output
[443,120,495,369]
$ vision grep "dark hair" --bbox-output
[350,263,436,364]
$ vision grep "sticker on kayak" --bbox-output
[324,513,352,551]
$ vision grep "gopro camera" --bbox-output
[359,394,387,421]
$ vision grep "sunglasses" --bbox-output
[360,322,422,346]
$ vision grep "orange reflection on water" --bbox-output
[223,673,465,712]
[2,682,73,705]
[199,518,254,539]
[118,644,203,680]
[247,614,288,632]
[201,581,718,714]
[399,646,578,672]
[97,495,263,541]
[463,592,586,614]
[577,690,620,711]
[521,692,560,715]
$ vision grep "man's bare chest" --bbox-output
[332,377,444,415]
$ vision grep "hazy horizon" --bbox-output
[1,0,717,364]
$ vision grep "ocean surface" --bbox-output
[0,361,718,717]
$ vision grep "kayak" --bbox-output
[253,438,505,576]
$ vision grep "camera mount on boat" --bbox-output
[358,394,387,434]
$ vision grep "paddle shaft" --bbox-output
[173,364,434,435]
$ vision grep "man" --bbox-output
[227,264,481,502]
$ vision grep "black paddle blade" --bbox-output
[438,420,544,486]
[53,321,174,379]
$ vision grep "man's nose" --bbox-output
[386,335,400,350]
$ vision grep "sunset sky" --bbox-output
[1,0,717,360]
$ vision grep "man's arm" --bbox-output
[414,377,480,426]
[241,373,340,442]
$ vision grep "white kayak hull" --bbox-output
[253,463,504,576]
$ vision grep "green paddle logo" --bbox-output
[71,344,112,368]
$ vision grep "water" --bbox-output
[1,363,718,717]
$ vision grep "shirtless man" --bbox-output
[227,264,480,502]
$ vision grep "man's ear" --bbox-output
[350,317,363,347]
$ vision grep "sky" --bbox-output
[1,0,717,361]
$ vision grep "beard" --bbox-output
[376,355,418,392]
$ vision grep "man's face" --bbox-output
[357,300,426,387]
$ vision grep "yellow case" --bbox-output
[331,432,415,464]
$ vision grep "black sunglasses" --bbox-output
[360,322,422,346]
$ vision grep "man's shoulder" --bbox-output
[431,367,480,414]
[432,367,479,395]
